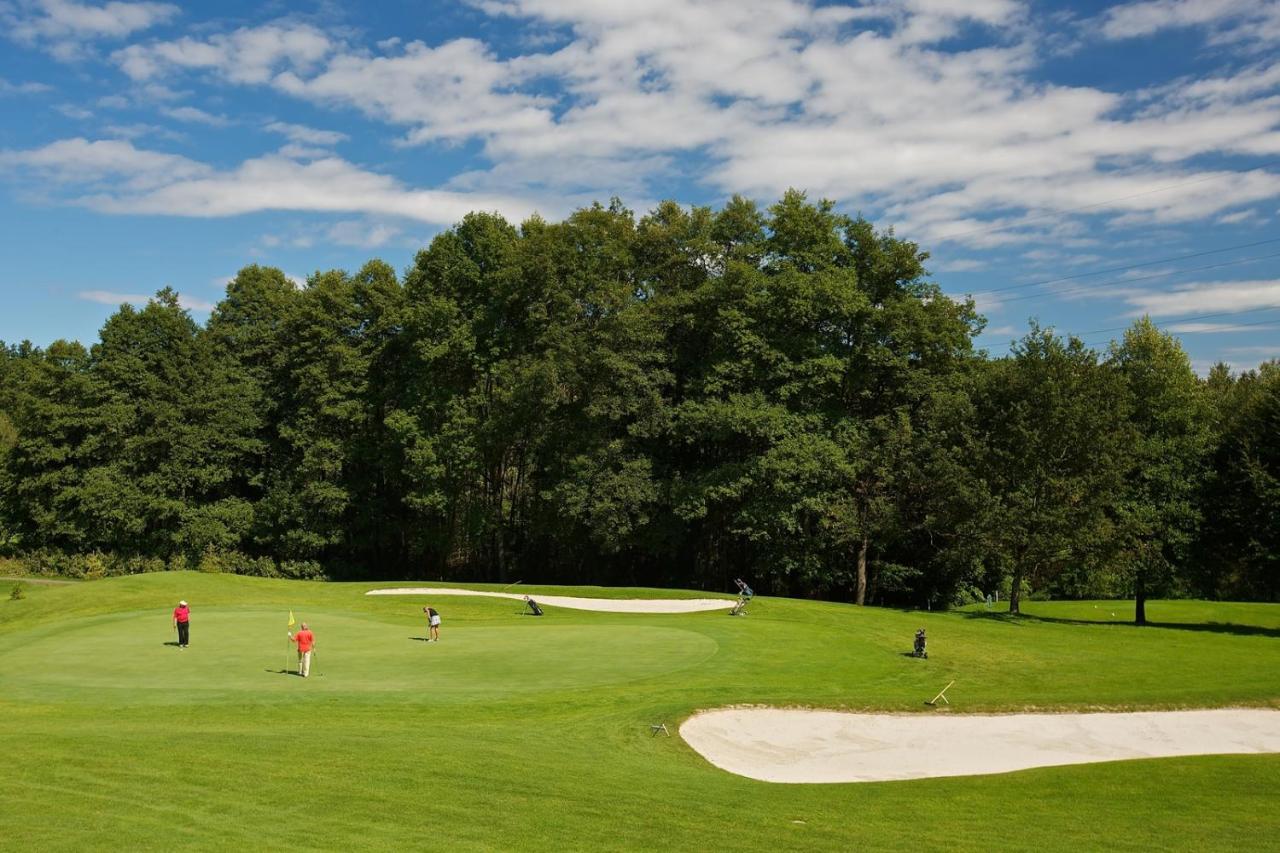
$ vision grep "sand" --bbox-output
[366,587,737,613]
[679,707,1280,783]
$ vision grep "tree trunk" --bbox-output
[1135,568,1147,626]
[855,535,868,606]
[1008,565,1023,614]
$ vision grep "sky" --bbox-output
[0,0,1277,374]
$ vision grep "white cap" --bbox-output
[179,600,187,606]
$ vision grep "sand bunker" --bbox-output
[680,707,1280,783]
[366,587,736,613]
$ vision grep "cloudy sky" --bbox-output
[1,0,1278,372]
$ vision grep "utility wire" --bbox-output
[1082,304,1280,336]
[1084,314,1280,349]
[963,236,1280,298]
[989,249,1280,306]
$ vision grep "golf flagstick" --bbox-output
[287,610,297,673]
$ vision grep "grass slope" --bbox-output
[1,573,1277,852]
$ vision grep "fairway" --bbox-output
[2,572,1278,852]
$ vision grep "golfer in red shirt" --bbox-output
[288,622,315,677]
[173,600,190,648]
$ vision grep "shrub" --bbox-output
[197,545,225,574]
[278,560,326,581]
[9,582,23,600]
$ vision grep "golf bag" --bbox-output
[913,629,927,659]
[525,597,544,616]
[730,578,754,616]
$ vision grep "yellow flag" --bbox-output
[287,610,296,628]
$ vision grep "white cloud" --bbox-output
[78,288,214,312]
[11,2,1280,250]
[114,22,332,83]
[0,137,551,226]
[325,219,402,248]
[54,103,93,119]
[5,0,178,59]
[932,258,989,272]
[1100,0,1261,39]
[0,77,53,94]
[265,121,347,146]
[0,137,210,190]
[161,105,229,126]
[1124,279,1280,316]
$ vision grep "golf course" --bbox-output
[2,572,1277,851]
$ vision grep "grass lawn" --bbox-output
[1,573,1277,852]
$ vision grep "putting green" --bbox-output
[0,607,718,705]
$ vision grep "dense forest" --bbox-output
[1,192,1276,613]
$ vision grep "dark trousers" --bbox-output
[177,621,189,646]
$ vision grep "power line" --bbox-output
[963,236,1280,298]
[1083,304,1280,336]
[932,158,1280,244]
[990,249,1280,306]
[1083,314,1280,349]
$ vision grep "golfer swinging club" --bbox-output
[288,622,316,677]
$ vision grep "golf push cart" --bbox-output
[730,578,753,616]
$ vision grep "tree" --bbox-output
[1108,318,1213,624]
[977,325,1130,614]
[1197,361,1280,601]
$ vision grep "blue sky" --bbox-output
[1,0,1277,373]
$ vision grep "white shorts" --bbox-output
[429,616,441,627]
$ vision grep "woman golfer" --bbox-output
[424,606,441,642]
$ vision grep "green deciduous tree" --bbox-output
[1108,318,1213,624]
[977,324,1130,614]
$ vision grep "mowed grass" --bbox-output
[0,574,1277,852]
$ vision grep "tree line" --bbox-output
[1,193,1276,615]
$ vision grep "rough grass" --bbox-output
[1,573,1277,851]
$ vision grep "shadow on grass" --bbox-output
[960,610,1280,638]
[409,636,430,642]
[163,641,181,647]
[265,668,304,677]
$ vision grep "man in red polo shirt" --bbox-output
[172,600,190,648]
[288,622,315,677]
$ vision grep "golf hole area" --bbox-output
[0,608,718,705]
[680,707,1280,783]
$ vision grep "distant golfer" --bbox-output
[288,622,315,677]
[172,600,190,648]
[423,606,441,642]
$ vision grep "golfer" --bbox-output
[424,606,441,642]
[288,622,316,677]
[172,600,190,648]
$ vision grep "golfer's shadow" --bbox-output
[163,641,181,647]
[409,636,431,642]
[265,668,305,677]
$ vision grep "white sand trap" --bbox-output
[680,708,1280,783]
[366,587,736,613]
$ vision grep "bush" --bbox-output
[279,560,326,581]
[197,546,225,574]
[9,582,23,600]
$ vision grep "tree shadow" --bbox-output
[960,610,1280,638]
